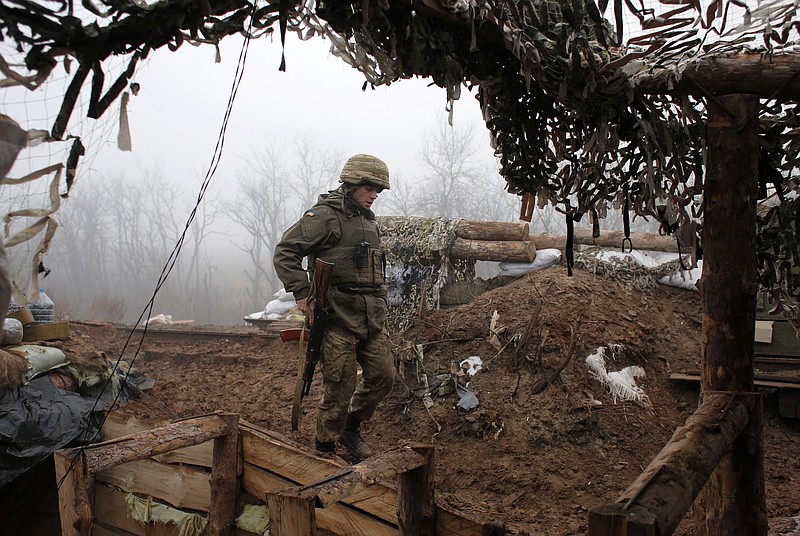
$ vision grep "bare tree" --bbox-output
[290,135,345,211]
[223,144,293,311]
[379,171,418,216]
[416,117,485,218]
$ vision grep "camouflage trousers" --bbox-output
[315,322,394,443]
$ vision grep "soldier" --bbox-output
[273,154,395,459]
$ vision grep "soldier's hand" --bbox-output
[296,298,307,313]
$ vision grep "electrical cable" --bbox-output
[54,3,257,492]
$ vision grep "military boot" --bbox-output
[338,415,373,459]
[314,438,336,454]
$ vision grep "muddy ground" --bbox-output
[63,265,800,535]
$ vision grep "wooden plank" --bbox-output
[241,425,399,525]
[669,372,800,390]
[95,459,211,512]
[55,449,93,536]
[101,413,213,467]
[94,484,188,536]
[243,462,397,536]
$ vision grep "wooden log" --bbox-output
[55,449,93,536]
[450,238,535,262]
[588,393,750,535]
[83,414,229,474]
[455,220,529,241]
[208,413,240,536]
[532,229,680,253]
[267,489,317,536]
[101,414,213,467]
[398,444,435,536]
[302,446,426,507]
[635,52,800,100]
[694,94,767,536]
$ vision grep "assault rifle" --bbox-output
[281,259,334,430]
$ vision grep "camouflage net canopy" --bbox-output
[3,0,800,318]
[376,216,473,333]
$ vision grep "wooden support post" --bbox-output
[54,449,94,536]
[207,413,240,536]
[588,504,656,536]
[397,444,435,536]
[694,93,767,536]
[267,489,317,536]
[587,393,750,535]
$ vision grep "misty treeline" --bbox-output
[3,119,654,326]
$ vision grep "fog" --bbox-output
[2,33,528,325]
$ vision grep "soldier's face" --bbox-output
[352,184,382,211]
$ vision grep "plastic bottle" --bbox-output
[28,288,55,324]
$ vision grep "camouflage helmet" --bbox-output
[340,154,390,190]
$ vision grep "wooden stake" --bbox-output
[267,489,317,536]
[397,444,435,536]
[207,413,240,536]
[55,449,93,536]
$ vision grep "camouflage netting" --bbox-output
[376,216,473,333]
[4,1,800,324]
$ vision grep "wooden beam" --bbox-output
[588,393,751,535]
[208,413,240,536]
[694,94,767,536]
[635,53,800,101]
[83,414,229,474]
[532,229,680,253]
[301,446,427,508]
[450,238,536,262]
[455,220,529,241]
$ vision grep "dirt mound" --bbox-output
[76,265,799,535]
